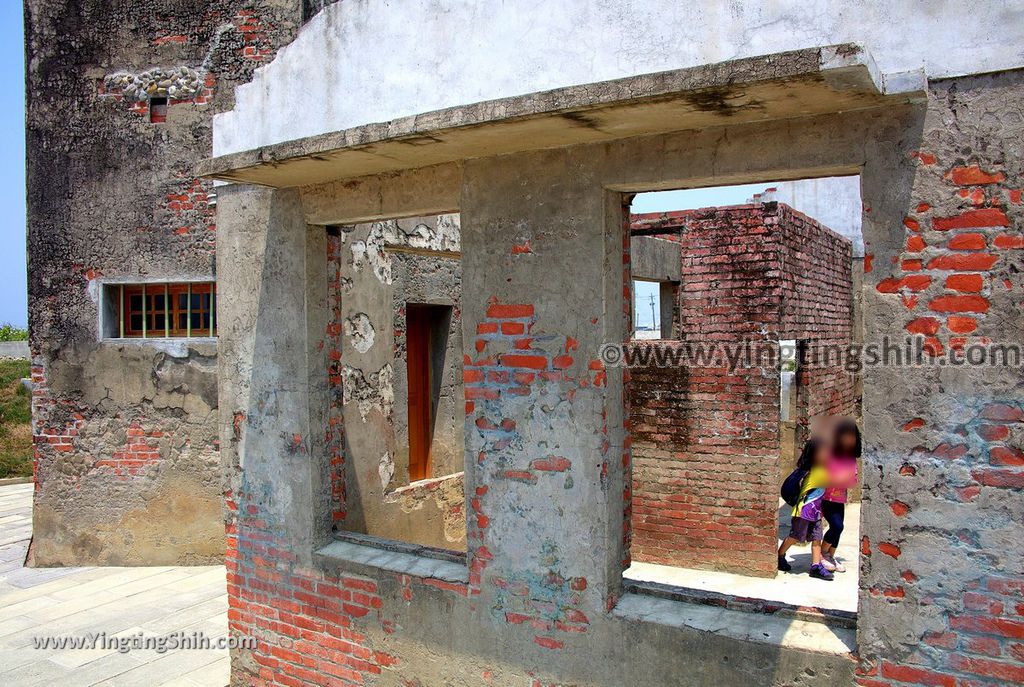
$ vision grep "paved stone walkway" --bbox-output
[0,482,230,686]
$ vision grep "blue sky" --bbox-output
[0,3,26,328]
[632,184,770,328]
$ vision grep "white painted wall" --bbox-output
[752,176,864,255]
[214,0,1024,155]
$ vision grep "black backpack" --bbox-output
[781,468,808,507]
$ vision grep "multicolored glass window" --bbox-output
[117,283,216,338]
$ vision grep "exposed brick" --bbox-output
[530,456,572,472]
[991,446,1024,466]
[947,233,988,250]
[948,654,1024,682]
[486,303,534,319]
[980,404,1024,422]
[902,418,926,431]
[928,295,990,313]
[947,315,978,333]
[932,209,1009,231]
[948,165,1006,185]
[880,661,955,687]
[906,317,941,335]
[945,274,984,293]
[972,468,1024,488]
[906,235,926,252]
[993,233,1024,249]
[877,275,932,293]
[890,500,910,516]
[499,354,548,370]
[927,253,1000,271]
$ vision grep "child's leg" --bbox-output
[821,501,845,555]
[811,540,822,565]
[778,536,797,556]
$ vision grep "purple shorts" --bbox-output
[788,516,823,543]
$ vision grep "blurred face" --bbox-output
[838,429,858,455]
[814,442,831,466]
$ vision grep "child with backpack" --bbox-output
[778,438,834,580]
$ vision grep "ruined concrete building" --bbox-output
[26,1,1024,686]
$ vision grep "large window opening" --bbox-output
[623,177,864,620]
[330,214,466,556]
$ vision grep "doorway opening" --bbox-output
[406,303,453,482]
[623,177,864,619]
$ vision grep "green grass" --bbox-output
[0,359,33,478]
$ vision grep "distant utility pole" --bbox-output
[649,293,657,331]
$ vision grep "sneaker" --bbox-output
[778,555,792,572]
[809,563,834,581]
[820,556,836,572]
[824,554,846,573]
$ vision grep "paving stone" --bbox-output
[0,484,230,686]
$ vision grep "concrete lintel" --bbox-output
[631,236,682,283]
[197,44,920,189]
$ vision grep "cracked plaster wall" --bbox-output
[335,214,466,550]
[25,0,303,566]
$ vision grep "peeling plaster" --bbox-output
[343,312,376,353]
[341,363,394,421]
[378,451,395,490]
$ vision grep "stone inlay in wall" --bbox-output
[104,67,205,102]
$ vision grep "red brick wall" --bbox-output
[777,204,858,435]
[628,203,855,577]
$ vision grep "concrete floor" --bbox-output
[0,482,230,686]
[626,501,860,614]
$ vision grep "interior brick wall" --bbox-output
[777,204,859,437]
[628,203,856,577]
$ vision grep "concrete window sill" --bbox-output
[613,591,856,656]
[315,532,467,585]
[102,337,218,344]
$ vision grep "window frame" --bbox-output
[114,282,217,339]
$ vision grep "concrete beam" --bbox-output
[630,236,681,283]
[197,45,922,188]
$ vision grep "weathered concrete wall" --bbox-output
[628,204,855,577]
[333,215,466,550]
[25,0,302,565]
[212,0,1024,154]
[0,342,30,360]
[216,66,1024,687]
[629,236,681,284]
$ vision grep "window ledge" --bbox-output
[624,577,857,629]
[613,591,856,656]
[103,337,218,343]
[315,534,467,585]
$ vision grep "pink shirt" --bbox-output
[823,455,858,503]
